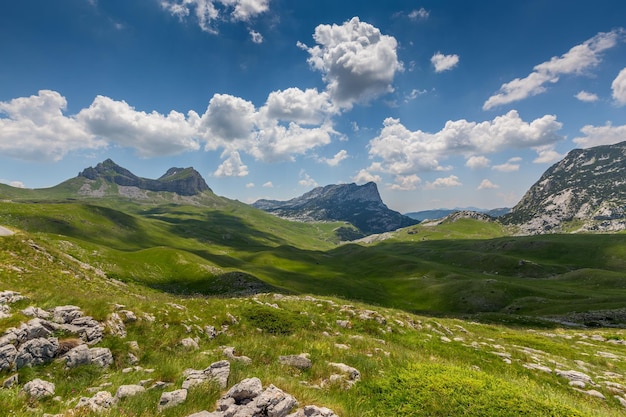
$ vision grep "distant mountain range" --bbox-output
[5,140,626,236]
[502,141,626,234]
[405,207,510,221]
[252,182,418,235]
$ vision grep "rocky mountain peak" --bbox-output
[252,182,418,235]
[78,160,210,196]
[502,141,626,234]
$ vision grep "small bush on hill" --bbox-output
[241,304,307,335]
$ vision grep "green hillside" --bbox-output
[2,187,626,415]
[1,232,626,417]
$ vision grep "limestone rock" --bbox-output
[287,405,339,417]
[0,344,17,372]
[90,347,114,368]
[52,306,83,324]
[65,344,91,368]
[181,361,230,390]
[106,312,127,338]
[224,377,263,403]
[205,325,217,339]
[223,346,252,364]
[159,389,188,409]
[326,362,361,389]
[76,391,118,412]
[555,369,594,385]
[23,378,55,399]
[15,337,59,368]
[181,337,199,350]
[279,354,312,370]
[115,384,146,399]
[21,306,51,319]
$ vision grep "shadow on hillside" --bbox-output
[146,210,288,248]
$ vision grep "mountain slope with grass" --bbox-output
[1,231,626,416]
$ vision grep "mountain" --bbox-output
[405,207,510,221]
[252,182,418,235]
[78,159,211,196]
[502,141,626,234]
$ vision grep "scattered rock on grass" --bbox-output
[278,354,312,370]
[23,378,55,399]
[159,388,188,410]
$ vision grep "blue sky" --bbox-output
[1,0,626,212]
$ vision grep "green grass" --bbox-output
[3,190,626,415]
[1,231,626,416]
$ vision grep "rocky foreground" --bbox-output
[2,288,626,415]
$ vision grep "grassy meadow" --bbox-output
[1,188,626,415]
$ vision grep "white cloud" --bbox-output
[369,110,563,175]
[477,179,498,190]
[612,67,626,105]
[484,28,625,110]
[492,157,522,172]
[262,181,274,188]
[431,52,459,73]
[424,175,461,190]
[319,149,348,166]
[404,88,427,102]
[0,179,25,188]
[200,93,257,148]
[353,168,382,184]
[78,95,200,157]
[298,171,318,188]
[573,122,626,148]
[465,155,490,169]
[389,174,421,191]
[533,146,563,164]
[213,150,249,177]
[299,17,403,108]
[161,0,269,33]
[249,29,263,44]
[264,88,335,125]
[198,92,335,163]
[575,90,599,102]
[408,8,429,20]
[246,182,255,188]
[0,90,105,161]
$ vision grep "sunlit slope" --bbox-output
[2,200,626,323]
[1,234,626,416]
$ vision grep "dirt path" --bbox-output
[0,225,14,236]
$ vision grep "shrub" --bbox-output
[241,304,306,335]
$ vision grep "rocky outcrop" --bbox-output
[502,141,626,234]
[182,360,230,390]
[79,159,211,196]
[184,377,339,417]
[253,182,418,235]
[0,300,109,372]
[22,378,55,399]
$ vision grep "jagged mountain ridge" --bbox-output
[253,182,419,235]
[79,159,211,196]
[502,141,626,234]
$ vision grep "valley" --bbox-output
[2,150,626,416]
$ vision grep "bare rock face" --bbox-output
[15,337,59,369]
[79,159,211,196]
[502,141,626,234]
[253,182,418,235]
